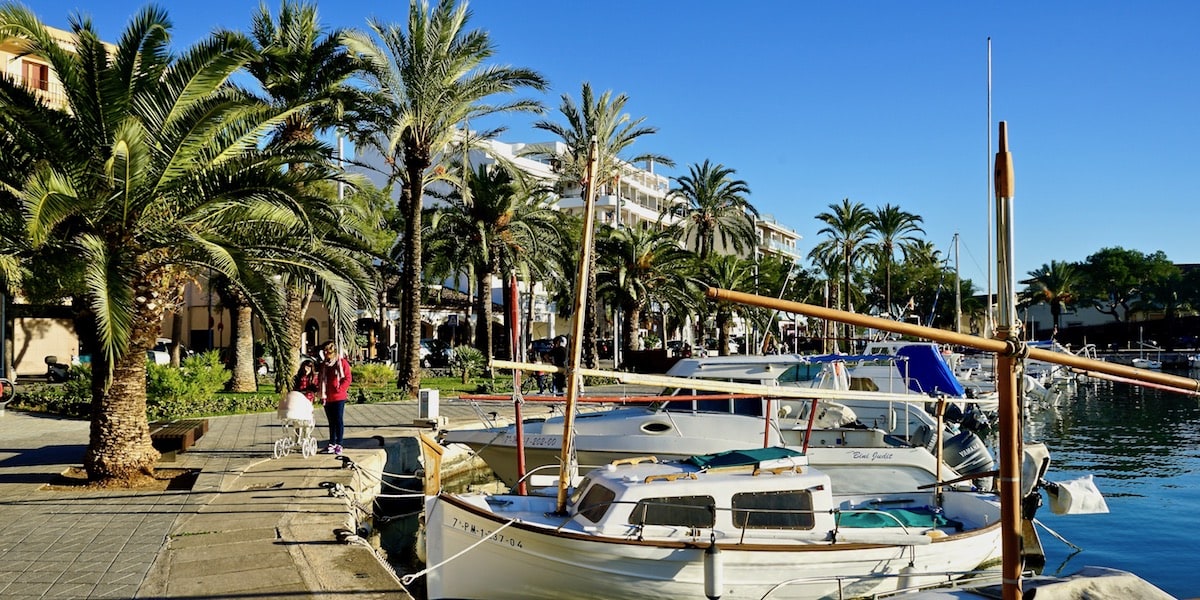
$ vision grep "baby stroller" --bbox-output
[273,391,319,458]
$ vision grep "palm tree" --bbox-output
[596,226,700,356]
[868,204,924,317]
[701,255,756,356]
[902,239,942,268]
[209,275,258,392]
[662,160,758,259]
[531,82,671,367]
[0,6,346,484]
[428,161,564,364]
[809,199,873,346]
[1020,261,1077,331]
[346,0,547,396]
[234,0,379,386]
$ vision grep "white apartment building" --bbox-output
[358,135,804,356]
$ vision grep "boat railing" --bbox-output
[593,497,945,540]
[513,462,601,490]
[761,567,1008,599]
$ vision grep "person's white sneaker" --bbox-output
[323,445,337,454]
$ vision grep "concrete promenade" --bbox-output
[0,394,567,599]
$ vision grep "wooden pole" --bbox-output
[508,274,527,495]
[702,288,1200,395]
[555,140,601,514]
[992,120,1022,600]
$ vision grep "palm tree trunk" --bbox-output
[583,242,599,369]
[475,267,494,364]
[716,310,731,357]
[169,282,187,367]
[843,246,853,349]
[84,299,161,483]
[279,284,308,391]
[885,259,893,318]
[622,303,642,358]
[398,155,428,397]
[227,304,256,392]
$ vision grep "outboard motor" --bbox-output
[961,404,992,433]
[942,430,995,477]
[920,427,996,478]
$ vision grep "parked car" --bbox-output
[147,338,173,365]
[148,338,196,365]
[420,338,454,368]
[666,340,693,358]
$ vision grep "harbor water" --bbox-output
[1027,374,1199,599]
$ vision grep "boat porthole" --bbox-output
[641,422,673,434]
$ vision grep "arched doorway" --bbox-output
[304,319,320,357]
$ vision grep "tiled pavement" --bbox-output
[0,398,525,599]
[0,387,655,599]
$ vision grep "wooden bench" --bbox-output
[150,419,209,460]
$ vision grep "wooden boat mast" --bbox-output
[993,120,1021,600]
[556,139,601,514]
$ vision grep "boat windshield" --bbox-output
[570,479,616,524]
[651,388,766,417]
[818,465,937,495]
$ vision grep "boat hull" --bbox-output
[423,493,1001,600]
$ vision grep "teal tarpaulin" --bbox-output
[686,447,804,469]
[836,507,963,531]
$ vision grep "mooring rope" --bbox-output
[399,513,519,586]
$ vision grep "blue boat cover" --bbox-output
[895,345,965,397]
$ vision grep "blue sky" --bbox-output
[27,1,1200,289]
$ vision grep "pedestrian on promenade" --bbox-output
[532,351,549,394]
[550,336,567,395]
[318,340,352,454]
[293,358,320,401]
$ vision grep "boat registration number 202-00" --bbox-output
[450,517,524,548]
[500,433,559,448]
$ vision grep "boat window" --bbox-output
[630,495,715,527]
[661,389,721,412]
[576,484,617,523]
[732,397,764,417]
[777,363,822,383]
[848,377,880,392]
[732,490,815,529]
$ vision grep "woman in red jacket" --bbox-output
[317,340,352,454]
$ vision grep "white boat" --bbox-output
[444,355,996,488]
[1133,328,1163,370]
[1131,357,1163,370]
[664,352,994,437]
[864,339,1080,407]
[422,446,1003,599]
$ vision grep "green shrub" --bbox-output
[352,362,395,388]
[10,380,90,418]
[583,374,618,386]
[452,346,486,384]
[146,351,231,420]
[175,391,277,418]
